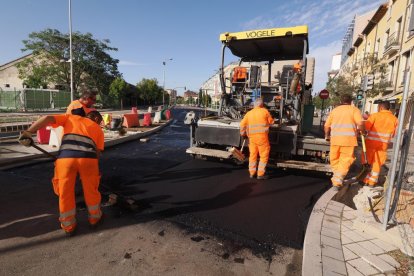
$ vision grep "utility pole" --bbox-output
[69,0,74,101]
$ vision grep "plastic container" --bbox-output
[153,111,161,123]
[143,113,152,126]
[37,127,51,144]
[165,109,171,120]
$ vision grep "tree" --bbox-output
[109,77,128,109]
[17,28,119,105]
[136,78,163,104]
[325,75,356,105]
[313,96,332,110]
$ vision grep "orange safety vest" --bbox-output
[51,114,104,159]
[325,105,362,146]
[365,110,398,150]
[66,100,93,117]
[240,106,274,138]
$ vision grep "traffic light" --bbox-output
[362,74,374,91]
[357,90,363,100]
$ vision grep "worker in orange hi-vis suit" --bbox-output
[362,101,398,186]
[19,111,104,236]
[324,94,364,191]
[66,90,97,117]
[240,98,274,180]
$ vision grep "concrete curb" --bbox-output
[0,119,173,170]
[302,187,336,276]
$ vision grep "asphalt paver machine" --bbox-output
[185,26,330,172]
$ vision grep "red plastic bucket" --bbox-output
[37,127,51,144]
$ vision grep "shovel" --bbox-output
[19,137,57,160]
[356,134,371,181]
[342,134,371,186]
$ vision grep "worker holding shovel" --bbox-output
[362,101,398,186]
[18,111,104,237]
[240,98,274,180]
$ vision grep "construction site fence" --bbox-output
[382,71,414,264]
[0,89,71,111]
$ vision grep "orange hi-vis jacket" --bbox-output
[66,100,93,117]
[240,106,274,141]
[51,114,104,232]
[325,105,363,146]
[365,110,398,151]
[52,114,104,159]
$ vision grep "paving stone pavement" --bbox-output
[321,200,401,275]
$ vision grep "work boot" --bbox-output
[257,175,269,180]
[249,174,256,179]
[90,213,105,230]
[65,228,77,237]
[332,186,341,191]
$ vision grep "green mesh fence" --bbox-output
[0,90,22,109]
[0,89,71,111]
[24,89,51,110]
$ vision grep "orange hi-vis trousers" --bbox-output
[329,145,355,187]
[248,137,270,177]
[52,158,102,232]
[361,147,387,186]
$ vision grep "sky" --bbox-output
[0,0,384,95]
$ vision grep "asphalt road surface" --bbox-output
[0,108,330,275]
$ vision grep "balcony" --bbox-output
[383,33,399,56]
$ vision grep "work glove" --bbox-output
[18,130,33,147]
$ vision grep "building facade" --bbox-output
[336,0,414,125]
[0,54,33,90]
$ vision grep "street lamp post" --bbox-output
[68,0,74,102]
[162,58,173,107]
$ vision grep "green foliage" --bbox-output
[313,96,332,110]
[136,78,163,104]
[109,77,128,108]
[17,28,119,106]
[325,75,356,105]
[176,96,184,104]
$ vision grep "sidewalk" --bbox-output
[0,115,172,169]
[303,140,414,275]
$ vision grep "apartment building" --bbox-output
[337,0,414,124]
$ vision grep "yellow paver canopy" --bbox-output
[219,25,308,62]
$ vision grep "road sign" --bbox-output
[319,89,329,99]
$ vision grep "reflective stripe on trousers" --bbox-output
[329,145,355,187]
[248,138,270,177]
[53,158,101,230]
[59,208,77,231]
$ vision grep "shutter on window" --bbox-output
[409,1,414,32]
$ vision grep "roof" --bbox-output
[0,53,33,70]
[362,3,388,35]
[219,26,309,62]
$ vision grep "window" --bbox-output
[401,51,411,85]
[5,84,10,88]
[408,0,414,36]
[388,60,395,84]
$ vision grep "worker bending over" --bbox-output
[67,90,97,117]
[362,101,398,186]
[324,94,364,190]
[240,98,274,180]
[19,111,104,236]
